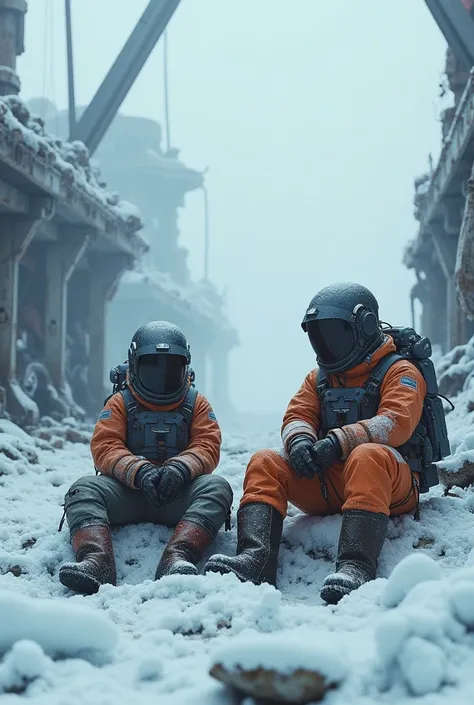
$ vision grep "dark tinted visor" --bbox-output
[138,354,186,396]
[306,318,355,365]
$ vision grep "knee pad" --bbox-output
[200,474,234,506]
[64,476,103,509]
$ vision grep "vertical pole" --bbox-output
[163,28,171,150]
[65,0,77,136]
[202,185,210,280]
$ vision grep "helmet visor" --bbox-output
[306,318,355,365]
[137,354,186,397]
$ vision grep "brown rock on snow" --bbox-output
[209,663,337,704]
[437,460,474,491]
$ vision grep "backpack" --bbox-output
[317,327,453,493]
[106,361,129,404]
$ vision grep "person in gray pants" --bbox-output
[58,321,233,595]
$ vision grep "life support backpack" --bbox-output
[316,327,452,494]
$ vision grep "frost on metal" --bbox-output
[456,171,474,320]
[0,95,143,232]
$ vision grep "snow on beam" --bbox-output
[0,98,148,261]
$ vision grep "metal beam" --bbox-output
[0,177,29,214]
[424,0,474,69]
[69,0,181,155]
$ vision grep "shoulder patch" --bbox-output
[98,409,112,420]
[400,376,418,390]
[208,411,217,422]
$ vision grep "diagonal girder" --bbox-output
[69,0,180,155]
[424,0,474,70]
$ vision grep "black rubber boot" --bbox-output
[320,509,389,605]
[204,502,283,587]
[59,524,117,595]
[155,520,214,579]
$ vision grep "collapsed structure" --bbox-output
[0,0,238,426]
[405,1,474,352]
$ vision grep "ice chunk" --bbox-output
[381,553,442,608]
[397,636,445,696]
[0,640,48,693]
[0,592,118,659]
[374,612,411,666]
[449,581,474,627]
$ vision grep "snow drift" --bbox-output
[1,339,474,702]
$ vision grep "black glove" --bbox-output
[157,461,192,504]
[135,463,164,508]
[310,435,342,473]
[288,436,319,479]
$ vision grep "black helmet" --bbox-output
[301,282,384,374]
[128,321,191,404]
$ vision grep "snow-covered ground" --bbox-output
[3,353,474,703]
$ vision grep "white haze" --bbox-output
[19,0,447,414]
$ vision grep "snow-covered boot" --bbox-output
[320,509,389,605]
[204,502,283,587]
[59,524,116,595]
[155,520,214,579]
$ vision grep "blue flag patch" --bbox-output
[400,376,417,390]
[98,409,112,420]
[208,411,217,422]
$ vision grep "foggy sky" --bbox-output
[19,0,447,414]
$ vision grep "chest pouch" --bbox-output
[320,387,369,436]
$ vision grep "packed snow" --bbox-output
[3,342,474,702]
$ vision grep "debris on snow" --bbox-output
[210,630,347,704]
[27,415,93,447]
[0,591,118,659]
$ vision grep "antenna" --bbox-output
[163,28,171,150]
[65,0,77,136]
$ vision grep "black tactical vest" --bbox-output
[317,352,443,493]
[120,386,198,464]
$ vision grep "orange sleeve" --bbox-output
[331,361,426,460]
[167,393,222,479]
[281,370,321,452]
[90,393,148,488]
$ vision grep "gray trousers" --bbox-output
[63,473,233,538]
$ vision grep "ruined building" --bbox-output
[405,0,474,352]
[0,0,238,425]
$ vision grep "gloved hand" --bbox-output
[135,463,164,508]
[157,461,192,504]
[310,434,342,472]
[288,436,319,479]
